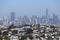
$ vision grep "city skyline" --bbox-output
[0,0,60,19]
[0,0,60,40]
[0,11,59,26]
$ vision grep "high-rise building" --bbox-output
[52,13,59,24]
[40,16,46,25]
[46,8,48,19]
[11,12,15,21]
[31,16,39,25]
[0,17,8,26]
[46,8,49,24]
[10,12,15,24]
[22,16,30,25]
[18,16,23,25]
[3,17,8,26]
[0,19,3,25]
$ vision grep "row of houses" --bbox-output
[0,24,60,40]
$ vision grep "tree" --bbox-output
[40,34,45,38]
[4,35,10,40]
[20,35,27,40]
[36,35,42,40]
[12,30,18,35]
[8,24,15,29]
[26,28,33,34]
[3,31,8,35]
[28,35,33,40]
[0,36,3,40]
[50,26,55,28]
[0,30,2,35]
[47,36,53,40]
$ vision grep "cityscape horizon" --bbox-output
[0,8,60,26]
[0,0,60,40]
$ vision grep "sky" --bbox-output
[0,0,60,19]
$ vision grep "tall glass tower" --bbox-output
[10,12,15,25]
[46,8,48,19]
[46,8,48,25]
[11,12,15,21]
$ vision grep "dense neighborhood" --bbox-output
[0,24,60,40]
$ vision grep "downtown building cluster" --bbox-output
[0,8,60,26]
[0,8,60,40]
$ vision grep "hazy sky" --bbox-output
[0,0,60,19]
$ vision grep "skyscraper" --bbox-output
[46,8,48,19]
[22,16,30,25]
[11,12,15,21]
[46,8,49,25]
[10,12,15,24]
[18,16,23,25]
[3,17,8,26]
[0,19,3,25]
[53,13,59,24]
[31,16,39,25]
